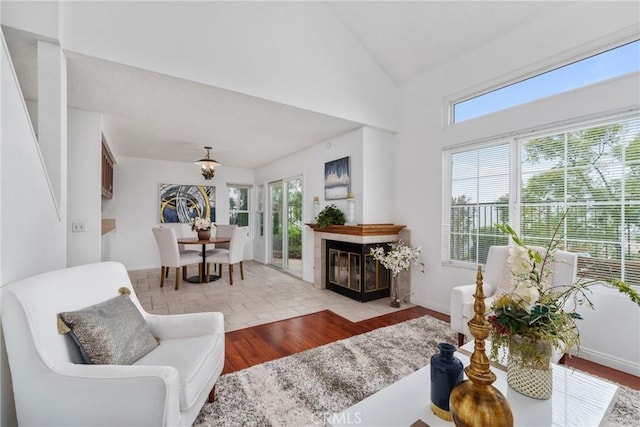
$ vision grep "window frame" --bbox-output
[255,184,264,238]
[443,110,640,288]
[443,35,640,126]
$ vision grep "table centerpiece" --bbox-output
[191,217,214,240]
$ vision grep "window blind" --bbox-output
[445,112,640,287]
[520,116,640,286]
[449,143,510,264]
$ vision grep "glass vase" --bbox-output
[507,334,553,399]
[390,275,401,307]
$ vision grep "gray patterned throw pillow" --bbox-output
[58,293,158,365]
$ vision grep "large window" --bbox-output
[445,113,640,286]
[229,185,250,227]
[453,40,640,123]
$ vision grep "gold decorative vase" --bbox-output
[507,335,553,400]
[449,266,513,427]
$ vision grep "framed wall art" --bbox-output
[159,183,216,223]
[324,156,351,200]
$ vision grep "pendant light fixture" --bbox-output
[194,146,221,180]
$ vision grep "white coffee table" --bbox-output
[327,349,618,427]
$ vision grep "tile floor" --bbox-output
[129,260,413,332]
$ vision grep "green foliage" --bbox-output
[521,124,640,264]
[288,224,302,259]
[315,204,345,228]
[287,183,302,225]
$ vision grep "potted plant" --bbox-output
[488,221,640,399]
[315,204,346,228]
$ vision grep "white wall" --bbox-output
[67,108,102,266]
[362,127,394,224]
[1,0,60,40]
[101,157,254,270]
[1,30,67,427]
[1,33,66,284]
[37,40,67,212]
[394,2,640,374]
[254,126,396,283]
[58,1,397,131]
[255,128,363,283]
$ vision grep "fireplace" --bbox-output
[326,240,391,302]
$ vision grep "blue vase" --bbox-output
[430,342,464,421]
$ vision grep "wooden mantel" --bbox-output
[306,223,405,236]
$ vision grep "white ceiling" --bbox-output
[2,1,571,169]
[68,53,364,168]
[326,1,572,83]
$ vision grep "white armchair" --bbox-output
[1,261,225,426]
[450,245,577,363]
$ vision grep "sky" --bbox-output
[455,40,640,123]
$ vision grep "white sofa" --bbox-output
[1,261,225,426]
[450,245,577,362]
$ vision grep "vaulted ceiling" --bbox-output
[3,1,572,168]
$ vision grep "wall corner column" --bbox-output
[37,40,67,220]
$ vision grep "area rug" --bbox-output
[195,315,639,427]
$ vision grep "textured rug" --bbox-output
[195,315,639,427]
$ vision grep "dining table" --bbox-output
[177,237,231,283]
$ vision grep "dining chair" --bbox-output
[160,222,199,254]
[207,226,247,285]
[158,223,200,279]
[152,227,202,290]
[213,224,237,250]
[204,224,236,274]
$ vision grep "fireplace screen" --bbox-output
[328,249,361,291]
[326,240,390,302]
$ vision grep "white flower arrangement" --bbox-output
[507,245,533,276]
[191,217,212,232]
[489,221,640,365]
[370,241,424,277]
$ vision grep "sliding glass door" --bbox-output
[269,177,303,276]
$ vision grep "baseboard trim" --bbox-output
[411,297,449,317]
[570,347,640,377]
